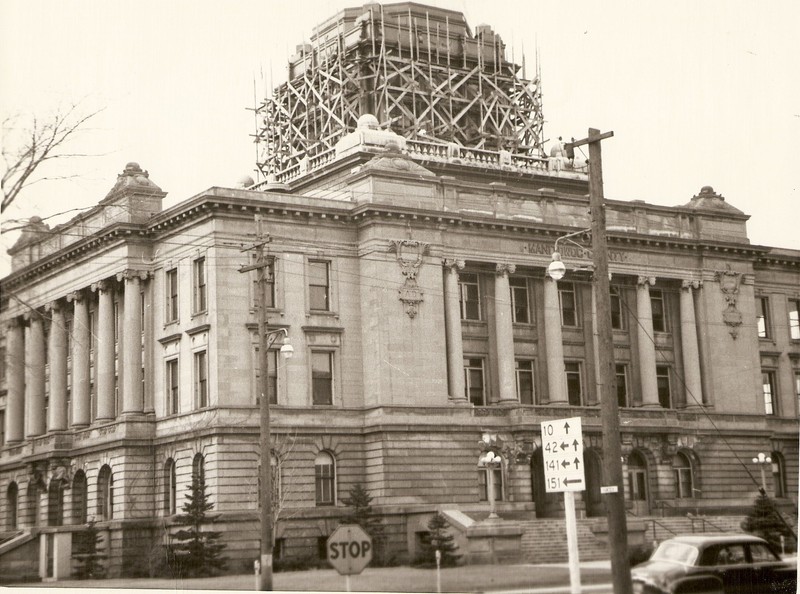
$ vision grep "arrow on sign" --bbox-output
[574,458,581,470]
[563,421,570,433]
[561,460,570,468]
[560,442,569,451]
[572,440,580,452]
[564,478,583,485]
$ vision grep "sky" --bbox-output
[2,0,798,278]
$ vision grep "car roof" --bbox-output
[663,534,767,546]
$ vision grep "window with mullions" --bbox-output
[515,360,535,404]
[651,289,667,332]
[673,452,694,499]
[166,268,178,322]
[459,273,481,320]
[164,459,177,515]
[464,358,486,405]
[312,352,333,405]
[194,350,208,408]
[762,371,776,415]
[656,366,671,408]
[478,461,504,502]
[756,296,770,339]
[615,364,629,407]
[308,260,330,311]
[193,257,207,313]
[565,361,583,406]
[610,287,625,330]
[559,282,578,327]
[166,359,179,415]
[72,471,87,524]
[771,452,787,497]
[314,451,336,506]
[97,465,114,521]
[789,299,800,340]
[6,483,18,530]
[509,276,530,324]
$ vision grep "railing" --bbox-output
[687,514,728,534]
[648,519,678,543]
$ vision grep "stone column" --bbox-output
[94,280,116,421]
[5,318,25,443]
[543,276,567,404]
[443,259,467,402]
[120,272,144,415]
[46,302,68,431]
[680,280,704,408]
[68,292,91,428]
[494,263,517,402]
[25,313,46,437]
[636,276,660,407]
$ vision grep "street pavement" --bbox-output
[7,560,615,592]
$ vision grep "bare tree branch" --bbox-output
[1,103,104,214]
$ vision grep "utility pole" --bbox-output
[567,129,632,594]
[239,215,274,591]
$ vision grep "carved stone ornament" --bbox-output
[388,240,430,318]
[714,265,743,339]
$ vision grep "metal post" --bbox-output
[580,128,633,594]
[564,491,581,594]
[487,463,498,519]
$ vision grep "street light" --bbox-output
[258,327,292,590]
[752,452,772,493]
[478,433,502,520]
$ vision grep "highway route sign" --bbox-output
[540,416,585,492]
[327,524,373,575]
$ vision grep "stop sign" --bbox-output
[326,525,373,575]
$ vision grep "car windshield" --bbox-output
[651,542,699,565]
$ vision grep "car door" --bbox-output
[710,544,755,594]
[747,541,796,593]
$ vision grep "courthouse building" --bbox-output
[1,1,798,578]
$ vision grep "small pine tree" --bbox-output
[419,513,461,567]
[741,492,796,552]
[169,474,227,577]
[72,518,107,579]
[341,484,387,564]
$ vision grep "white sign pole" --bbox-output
[564,490,581,594]
[345,574,351,592]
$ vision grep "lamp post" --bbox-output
[752,452,771,493]
[478,433,501,520]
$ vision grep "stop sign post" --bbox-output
[327,525,373,577]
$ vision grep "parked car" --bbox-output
[631,534,797,594]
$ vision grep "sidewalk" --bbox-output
[9,561,613,592]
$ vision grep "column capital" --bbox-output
[681,279,702,290]
[44,300,64,314]
[91,279,110,292]
[116,269,151,283]
[495,263,516,276]
[6,316,24,331]
[637,275,656,287]
[442,258,465,271]
[66,290,86,303]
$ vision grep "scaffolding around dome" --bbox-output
[254,2,544,181]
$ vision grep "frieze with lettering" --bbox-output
[522,241,628,262]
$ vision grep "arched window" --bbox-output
[673,452,694,499]
[627,452,648,501]
[72,471,87,524]
[478,456,504,502]
[7,483,18,530]
[29,480,41,526]
[314,452,336,506]
[48,479,64,526]
[771,452,786,498]
[192,454,205,489]
[164,459,177,515]
[97,465,114,521]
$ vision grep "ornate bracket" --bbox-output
[714,265,743,339]
[388,240,429,318]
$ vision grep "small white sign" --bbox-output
[540,417,585,492]
[600,485,618,494]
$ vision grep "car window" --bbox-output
[749,542,779,563]
[652,542,699,565]
[715,545,746,565]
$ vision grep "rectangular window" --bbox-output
[762,371,776,415]
[253,257,276,309]
[194,350,208,408]
[464,358,485,405]
[478,467,503,502]
[788,299,799,340]
[459,273,481,320]
[616,364,629,407]
[515,360,535,404]
[166,359,179,415]
[166,268,178,322]
[610,287,625,330]
[656,366,671,408]
[565,361,582,406]
[509,277,530,324]
[312,352,333,405]
[193,257,207,313]
[651,290,666,332]
[756,296,770,338]
[308,260,330,311]
[559,282,578,327]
